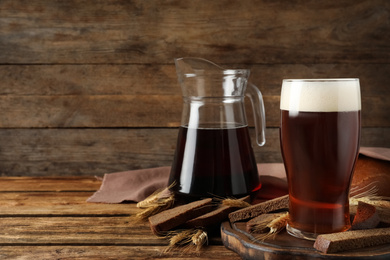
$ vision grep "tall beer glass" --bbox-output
[280,79,361,240]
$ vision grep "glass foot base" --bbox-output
[286,224,317,241]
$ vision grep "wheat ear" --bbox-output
[253,212,289,241]
[350,183,390,207]
[133,183,175,221]
[222,198,251,208]
[164,229,208,254]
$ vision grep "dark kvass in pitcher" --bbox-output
[169,124,261,200]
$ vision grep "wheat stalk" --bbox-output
[137,182,175,209]
[252,212,289,241]
[164,229,208,254]
[222,198,251,208]
[192,229,208,252]
[133,183,176,221]
[350,182,379,198]
[168,229,194,247]
[134,197,175,221]
[135,196,174,221]
[350,182,390,208]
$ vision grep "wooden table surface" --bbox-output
[0,176,241,259]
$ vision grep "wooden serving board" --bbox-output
[221,221,390,259]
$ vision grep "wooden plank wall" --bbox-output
[0,0,389,176]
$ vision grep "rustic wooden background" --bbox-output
[0,0,389,176]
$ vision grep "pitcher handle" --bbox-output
[246,83,266,146]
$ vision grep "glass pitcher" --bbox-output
[168,57,266,201]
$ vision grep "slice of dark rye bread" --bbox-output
[313,227,390,254]
[229,195,289,223]
[148,198,213,235]
[185,196,251,228]
[351,201,380,230]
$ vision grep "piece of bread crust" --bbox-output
[228,195,289,223]
[313,227,390,254]
[148,198,213,235]
[351,201,380,230]
[185,196,250,228]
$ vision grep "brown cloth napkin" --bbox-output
[87,164,287,203]
[359,147,390,161]
[87,166,171,204]
[87,147,390,203]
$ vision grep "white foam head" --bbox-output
[280,79,361,112]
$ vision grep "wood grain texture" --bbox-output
[0,246,242,260]
[0,176,101,191]
[0,94,388,128]
[0,216,161,244]
[1,64,389,128]
[0,177,242,259]
[0,0,389,176]
[0,192,140,216]
[0,128,388,176]
[1,0,388,257]
[2,64,389,96]
[0,0,389,64]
